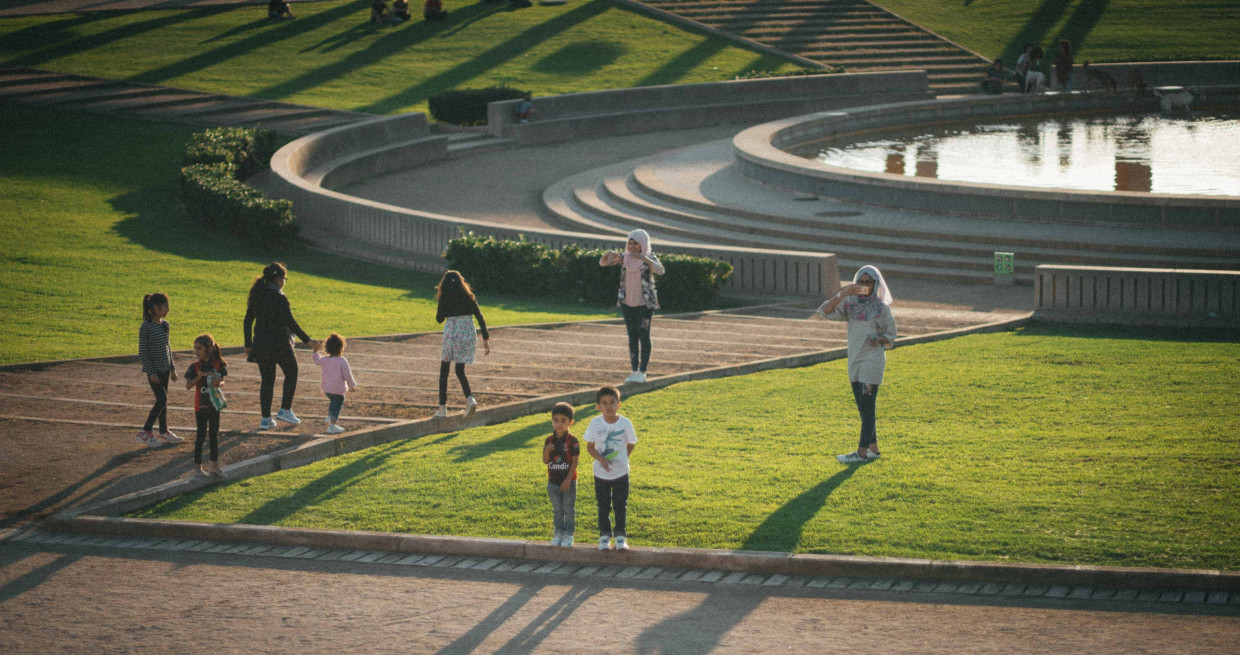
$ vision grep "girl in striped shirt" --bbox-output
[137,293,182,448]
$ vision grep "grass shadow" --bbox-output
[447,406,596,462]
[1001,0,1074,62]
[740,467,857,552]
[635,38,726,88]
[200,16,279,44]
[531,40,626,75]
[1051,0,1111,58]
[3,8,225,69]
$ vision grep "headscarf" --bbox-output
[853,265,893,306]
[623,229,652,271]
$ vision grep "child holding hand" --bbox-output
[313,333,357,435]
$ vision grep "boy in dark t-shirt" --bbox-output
[542,402,579,547]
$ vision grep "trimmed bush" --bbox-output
[179,127,298,247]
[444,231,732,311]
[428,86,529,126]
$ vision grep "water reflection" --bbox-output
[806,110,1240,196]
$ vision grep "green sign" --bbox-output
[994,252,1014,275]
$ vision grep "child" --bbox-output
[584,386,637,550]
[185,334,228,478]
[313,333,358,435]
[434,270,490,418]
[599,229,664,384]
[137,293,182,448]
[543,402,580,547]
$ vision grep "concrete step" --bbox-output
[29,85,172,106]
[0,70,76,89]
[0,78,117,100]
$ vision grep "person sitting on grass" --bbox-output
[268,0,295,19]
[423,0,446,21]
[391,0,412,21]
[371,0,389,22]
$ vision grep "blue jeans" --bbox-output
[547,480,576,536]
[594,474,629,538]
[325,393,344,423]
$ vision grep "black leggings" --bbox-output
[439,361,473,405]
[851,381,880,450]
[621,304,653,373]
[194,408,220,464]
[143,371,170,433]
[257,349,298,418]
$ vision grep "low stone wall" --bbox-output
[733,88,1240,228]
[1033,265,1240,327]
[487,70,932,145]
[265,115,839,300]
[1088,61,1240,89]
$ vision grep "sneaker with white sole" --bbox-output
[463,396,478,418]
[633,372,648,383]
[837,451,866,464]
[326,424,345,435]
[562,534,574,548]
[156,431,184,444]
[433,405,448,418]
[192,465,209,477]
[864,450,881,460]
[135,430,159,448]
[598,535,611,550]
[274,408,301,425]
[550,533,563,547]
[614,536,629,550]
[624,371,641,383]
[258,417,276,431]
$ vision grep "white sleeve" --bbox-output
[626,419,638,444]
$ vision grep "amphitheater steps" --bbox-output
[638,0,988,96]
[0,66,374,135]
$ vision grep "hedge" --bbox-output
[179,128,298,246]
[443,231,733,311]
[428,86,529,126]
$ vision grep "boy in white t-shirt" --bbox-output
[584,386,638,551]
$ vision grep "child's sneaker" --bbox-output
[156,431,184,444]
[135,430,159,447]
[205,462,228,480]
[864,450,881,460]
[259,417,276,431]
[598,535,611,550]
[192,465,209,477]
[624,371,641,383]
[633,372,648,383]
[326,424,345,435]
[614,536,629,551]
[274,408,301,425]
[463,396,478,418]
[550,533,563,547]
[562,534,574,548]
[433,405,448,418]
[837,451,866,464]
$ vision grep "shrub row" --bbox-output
[733,66,844,80]
[443,231,733,311]
[179,128,298,247]
[428,86,529,126]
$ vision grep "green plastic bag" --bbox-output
[207,375,227,412]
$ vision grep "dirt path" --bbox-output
[2,542,1236,655]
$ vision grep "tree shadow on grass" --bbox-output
[531,40,626,76]
[1050,0,1111,58]
[200,16,283,45]
[635,38,727,88]
[447,406,596,463]
[740,467,857,552]
[3,8,224,69]
[999,0,1112,63]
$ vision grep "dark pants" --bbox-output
[257,349,298,418]
[851,381,880,450]
[439,361,473,405]
[594,474,629,538]
[325,393,344,423]
[194,408,220,464]
[620,304,653,373]
[143,371,170,432]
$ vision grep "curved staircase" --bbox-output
[637,0,987,96]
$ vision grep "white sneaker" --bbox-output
[135,430,159,448]
[463,396,477,418]
[598,535,611,550]
[156,431,184,444]
[274,408,301,425]
[326,424,345,435]
[433,405,448,418]
[562,534,574,548]
[837,451,866,464]
[624,371,641,383]
[259,417,276,431]
[615,536,629,550]
[550,533,563,547]
[633,372,648,383]
[865,450,881,460]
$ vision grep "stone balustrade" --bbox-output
[1034,265,1240,327]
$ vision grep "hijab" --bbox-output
[623,229,652,271]
[853,265,893,306]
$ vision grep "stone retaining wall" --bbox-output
[487,70,932,145]
[1088,61,1240,89]
[1033,265,1240,327]
[733,87,1240,228]
[266,115,839,299]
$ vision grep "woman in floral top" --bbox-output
[600,229,664,384]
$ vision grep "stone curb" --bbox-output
[53,313,1032,519]
[40,515,1240,593]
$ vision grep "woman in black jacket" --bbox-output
[244,262,317,430]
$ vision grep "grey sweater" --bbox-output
[138,320,174,376]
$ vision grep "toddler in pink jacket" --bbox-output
[312,333,358,434]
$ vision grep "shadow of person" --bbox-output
[634,589,766,655]
[741,467,858,553]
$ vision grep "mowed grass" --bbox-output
[134,325,1240,570]
[0,104,612,365]
[871,0,1240,64]
[0,0,803,116]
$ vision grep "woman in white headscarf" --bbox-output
[814,265,897,464]
[600,229,665,383]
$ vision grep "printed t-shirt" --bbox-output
[544,433,580,485]
[185,359,228,412]
[583,414,637,481]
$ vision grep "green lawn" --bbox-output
[872,0,1240,64]
[133,325,1240,571]
[0,104,613,365]
[0,0,802,116]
